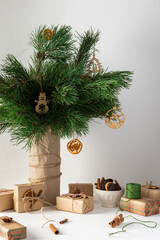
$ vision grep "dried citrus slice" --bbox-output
[67,139,83,154]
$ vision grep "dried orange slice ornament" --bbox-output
[67,139,83,154]
[42,28,53,40]
[23,190,36,209]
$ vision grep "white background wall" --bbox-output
[0,0,160,194]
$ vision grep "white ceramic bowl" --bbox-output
[95,187,125,207]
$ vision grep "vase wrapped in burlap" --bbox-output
[29,129,61,205]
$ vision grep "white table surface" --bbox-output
[0,200,160,240]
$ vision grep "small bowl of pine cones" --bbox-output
[95,178,124,207]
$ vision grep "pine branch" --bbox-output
[74,29,100,65]
[1,54,29,81]
[0,25,133,148]
[0,91,23,108]
[30,25,74,62]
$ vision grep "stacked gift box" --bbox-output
[141,181,160,205]
[0,182,44,239]
[56,183,94,214]
[120,181,160,216]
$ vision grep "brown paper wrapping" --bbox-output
[29,129,61,205]
[0,189,14,211]
[14,183,44,213]
[0,216,26,240]
[56,195,94,214]
[68,183,93,196]
[141,185,160,205]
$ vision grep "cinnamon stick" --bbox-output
[59,218,68,224]
[49,224,59,235]
[109,214,124,228]
[97,178,100,189]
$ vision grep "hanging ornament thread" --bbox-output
[67,139,83,154]
[104,106,125,129]
[42,28,53,40]
[88,52,103,73]
[35,92,49,114]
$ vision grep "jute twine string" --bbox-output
[29,160,62,182]
[29,162,61,168]
[22,197,58,227]
[109,208,157,236]
[29,152,61,160]
[22,184,58,228]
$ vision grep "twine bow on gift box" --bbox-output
[66,193,90,213]
[22,187,43,211]
[145,180,159,189]
[67,192,86,199]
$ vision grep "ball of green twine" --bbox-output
[126,183,141,199]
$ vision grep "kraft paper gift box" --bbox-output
[56,194,94,214]
[68,183,93,196]
[120,197,159,216]
[0,216,26,240]
[141,183,160,205]
[14,183,44,213]
[0,189,14,211]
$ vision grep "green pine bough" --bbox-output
[0,25,133,148]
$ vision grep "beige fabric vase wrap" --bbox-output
[29,129,61,205]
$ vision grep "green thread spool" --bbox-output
[126,183,141,199]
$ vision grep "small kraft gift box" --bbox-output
[141,181,160,205]
[120,197,159,216]
[0,216,26,240]
[0,189,14,211]
[14,183,44,213]
[56,194,94,214]
[68,183,93,196]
